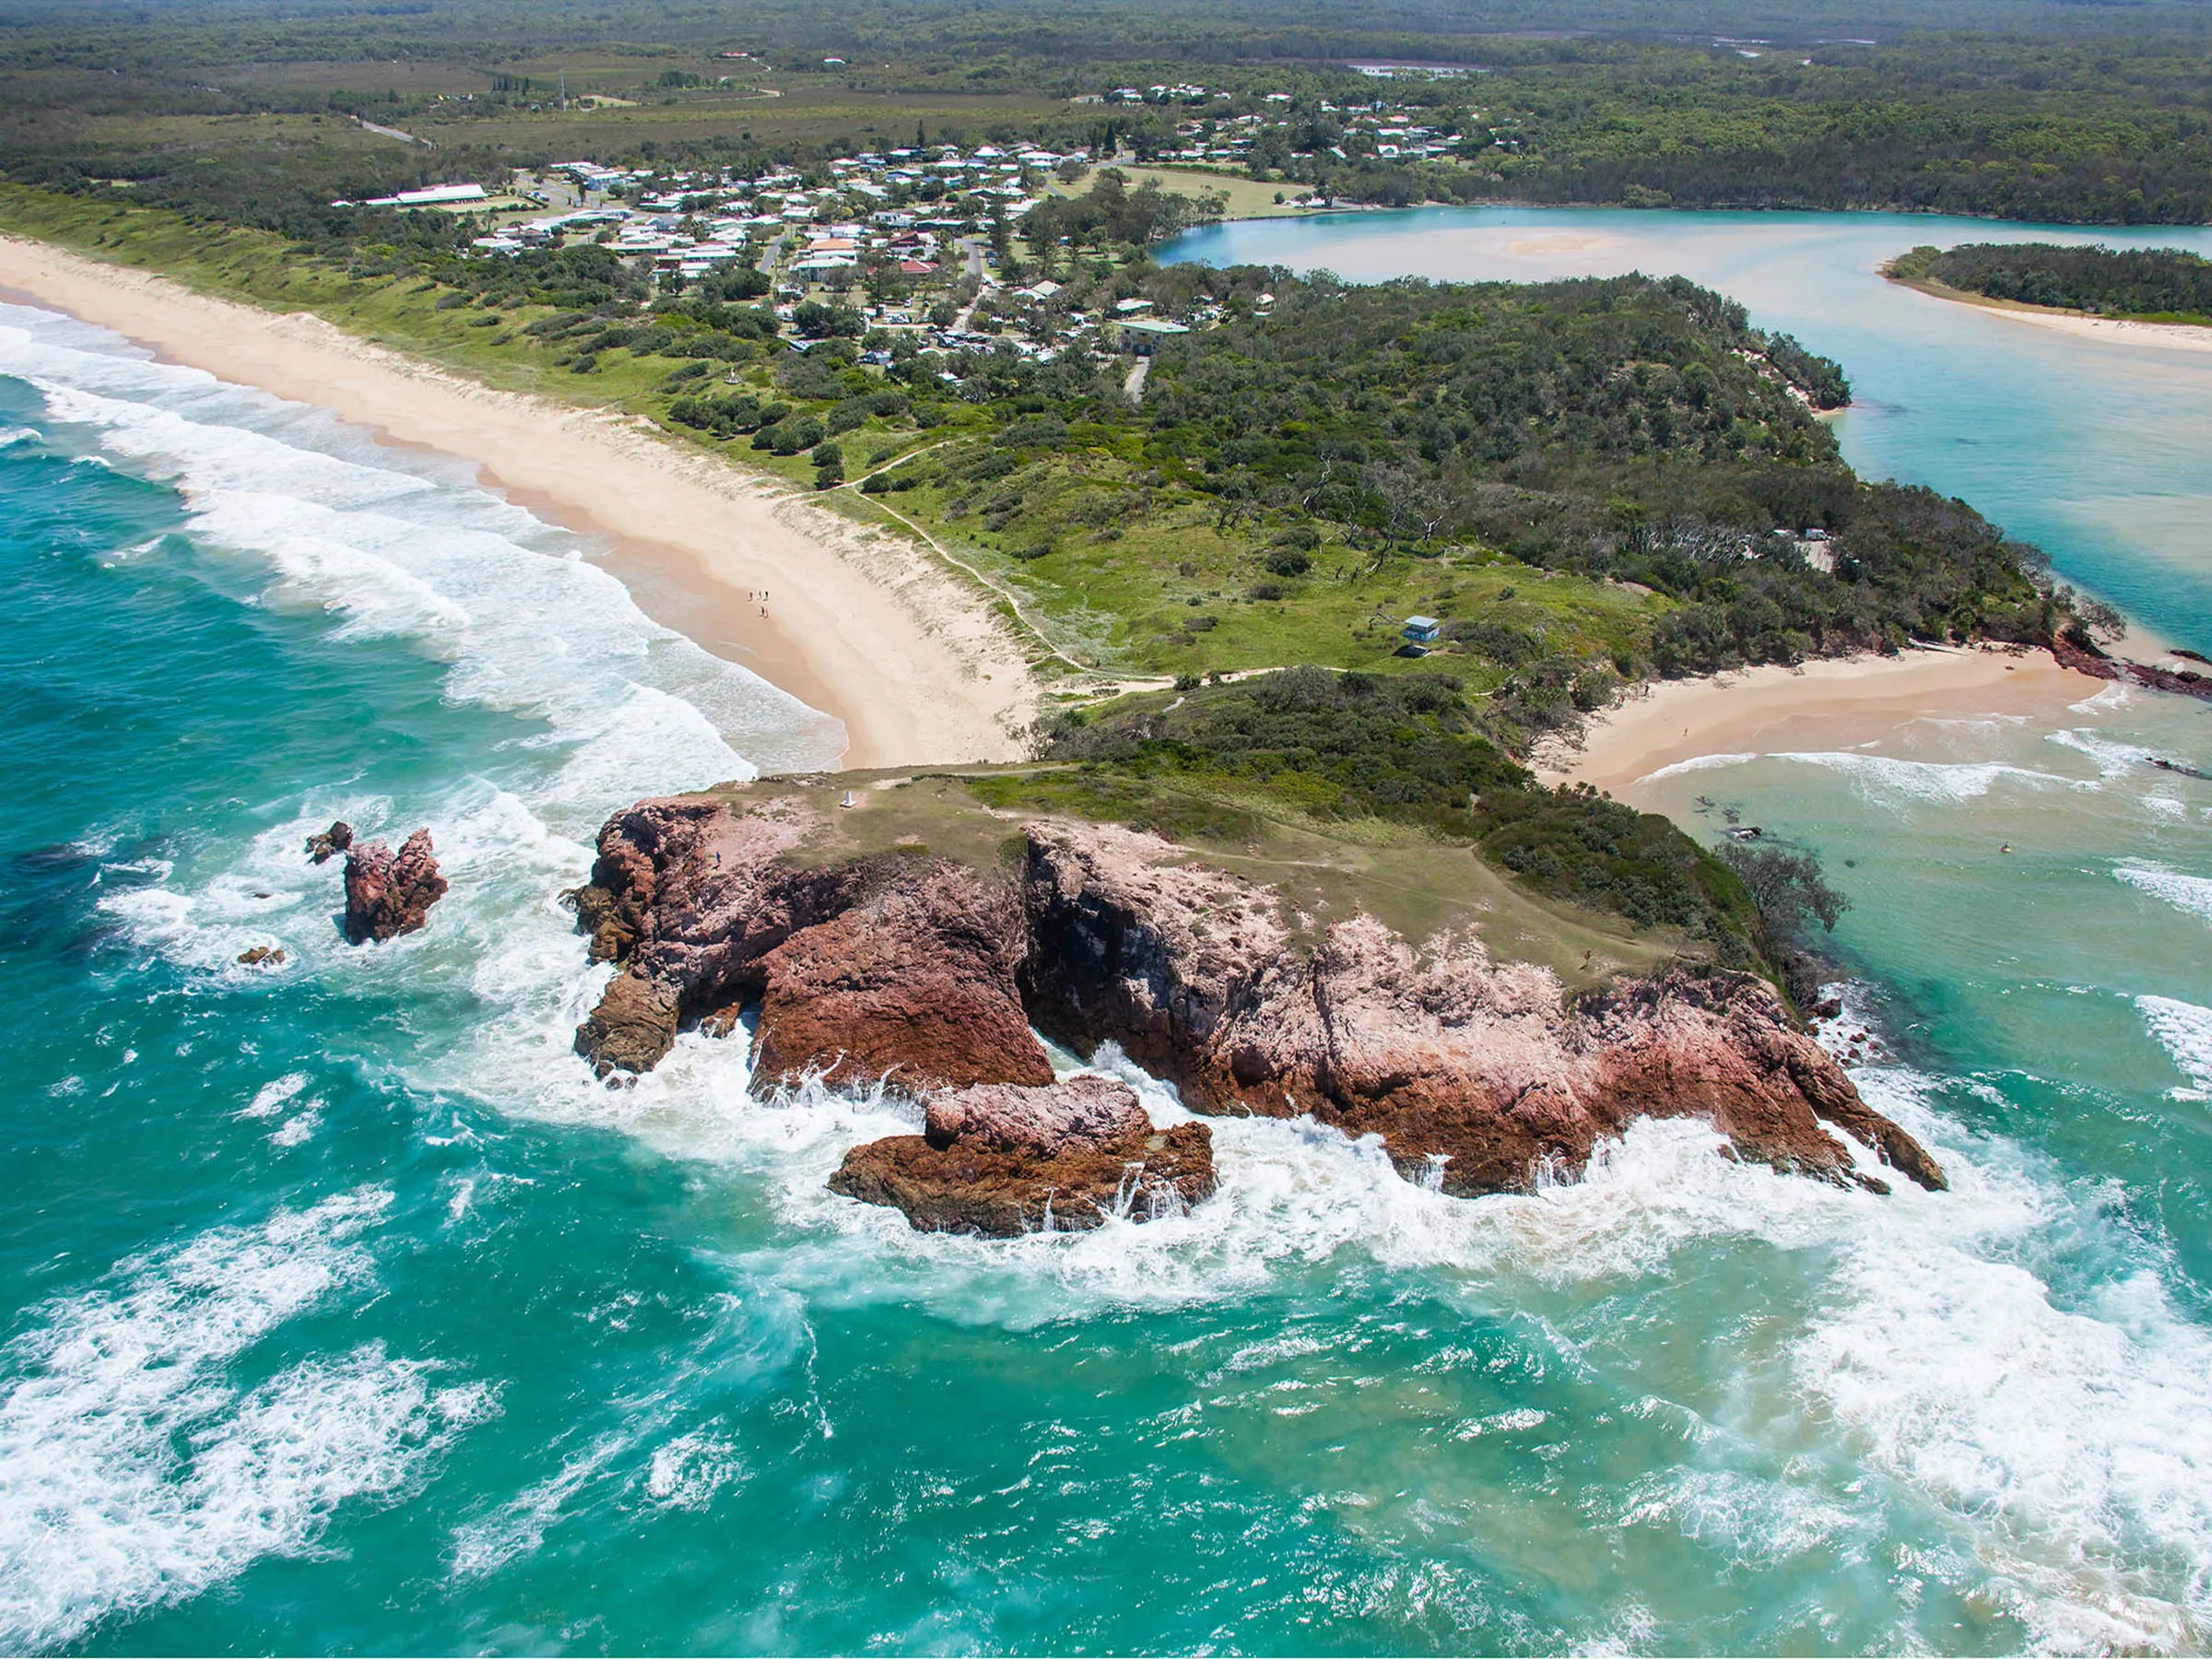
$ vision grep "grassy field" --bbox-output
[1063,164,1317,219]
[703,768,1692,987]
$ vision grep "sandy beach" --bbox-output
[1543,646,2107,795]
[1894,274,2212,357]
[0,235,1039,770]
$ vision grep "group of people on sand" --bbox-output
[748,588,770,618]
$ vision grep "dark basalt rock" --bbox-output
[341,828,447,945]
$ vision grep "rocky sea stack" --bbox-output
[342,828,449,944]
[570,777,1945,1233]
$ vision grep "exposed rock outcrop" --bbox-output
[571,795,1049,1089]
[572,792,1946,1205]
[341,829,448,945]
[1018,821,1945,1196]
[2053,633,2212,701]
[829,1076,1216,1234]
[575,970,681,1077]
[305,821,353,865]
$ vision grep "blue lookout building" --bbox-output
[1401,615,1441,652]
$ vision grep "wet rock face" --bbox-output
[341,829,447,945]
[574,971,682,1077]
[570,796,1047,1090]
[749,861,1053,1094]
[574,794,1945,1205]
[830,1077,1217,1235]
[305,821,353,865]
[1018,824,1947,1197]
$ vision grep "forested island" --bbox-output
[1888,242,2212,326]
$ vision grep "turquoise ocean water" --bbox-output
[1,210,2209,1653]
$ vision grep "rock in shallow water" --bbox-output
[341,828,448,945]
[830,1077,1216,1235]
[304,820,353,865]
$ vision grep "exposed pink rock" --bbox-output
[924,1074,1151,1153]
[830,1077,1215,1234]
[1019,823,1945,1196]
[342,828,447,944]
[570,795,1048,1089]
[749,859,1053,1093]
[573,794,1944,1202]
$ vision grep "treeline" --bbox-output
[1889,241,2212,324]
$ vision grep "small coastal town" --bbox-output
[364,78,1481,358]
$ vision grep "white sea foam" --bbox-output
[2137,996,2212,1101]
[1635,751,1758,783]
[451,1435,627,1580]
[241,1072,312,1119]
[643,1430,746,1512]
[1769,749,2071,807]
[0,1190,489,1650]
[0,303,843,808]
[2113,859,2212,926]
[2048,725,2160,782]
[668,1044,2212,1649]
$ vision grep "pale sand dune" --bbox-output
[0,236,1040,770]
[1542,647,2106,796]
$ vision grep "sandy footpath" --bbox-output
[0,236,1040,769]
[1542,647,2106,795]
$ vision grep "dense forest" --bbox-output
[847,263,2058,695]
[1,1,2210,225]
[1889,241,2212,324]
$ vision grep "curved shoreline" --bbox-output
[1884,268,2212,355]
[0,235,1041,771]
[1540,646,2107,795]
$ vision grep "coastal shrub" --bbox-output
[1264,548,1312,577]
[668,393,767,436]
[1041,669,1759,956]
[674,334,752,361]
[826,392,906,435]
[960,452,1019,484]
[1716,842,1851,1006]
[767,417,827,455]
[1449,619,1541,665]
